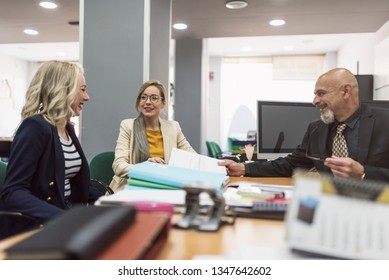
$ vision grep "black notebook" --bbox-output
[5,205,136,260]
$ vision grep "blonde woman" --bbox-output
[110,80,196,192]
[0,60,101,239]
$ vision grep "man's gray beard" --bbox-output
[320,108,335,124]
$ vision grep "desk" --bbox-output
[0,177,293,260]
[157,177,293,259]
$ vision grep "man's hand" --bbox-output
[218,159,245,177]
[324,156,365,179]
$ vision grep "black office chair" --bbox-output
[0,160,37,240]
[0,139,12,162]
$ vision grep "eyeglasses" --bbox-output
[139,94,163,103]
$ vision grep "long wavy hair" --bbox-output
[132,80,166,163]
[21,60,84,127]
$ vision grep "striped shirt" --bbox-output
[59,135,81,208]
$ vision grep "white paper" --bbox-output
[169,148,227,174]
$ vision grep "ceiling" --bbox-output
[0,0,389,61]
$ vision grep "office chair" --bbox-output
[89,152,115,195]
[205,141,240,162]
[206,141,220,158]
[0,160,36,239]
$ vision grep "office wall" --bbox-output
[0,56,37,137]
[337,33,375,74]
[207,57,222,146]
[175,38,202,153]
[81,0,172,160]
[374,21,389,100]
[81,0,148,160]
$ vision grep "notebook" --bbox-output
[5,205,136,260]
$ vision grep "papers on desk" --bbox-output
[224,182,293,220]
[95,188,213,212]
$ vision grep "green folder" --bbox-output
[127,178,180,190]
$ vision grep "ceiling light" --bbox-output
[173,23,188,30]
[269,19,286,26]
[225,1,248,9]
[39,1,58,9]
[24,29,39,35]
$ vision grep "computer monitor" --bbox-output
[257,101,320,154]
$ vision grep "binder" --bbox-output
[128,178,179,190]
[5,206,136,260]
[128,161,228,191]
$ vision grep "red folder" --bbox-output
[96,212,171,260]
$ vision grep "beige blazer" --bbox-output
[109,118,196,192]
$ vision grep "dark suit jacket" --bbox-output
[0,115,100,239]
[247,104,389,182]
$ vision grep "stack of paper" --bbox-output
[127,149,229,191]
[224,182,293,220]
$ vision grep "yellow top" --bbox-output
[146,129,164,159]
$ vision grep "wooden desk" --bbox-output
[0,177,293,260]
[157,177,293,259]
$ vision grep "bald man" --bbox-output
[219,68,389,181]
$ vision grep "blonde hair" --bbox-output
[21,60,84,126]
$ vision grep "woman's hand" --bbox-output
[147,157,165,164]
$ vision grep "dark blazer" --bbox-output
[0,115,100,239]
[247,104,389,182]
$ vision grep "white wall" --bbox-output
[337,33,376,74]
[374,21,389,100]
[0,55,37,137]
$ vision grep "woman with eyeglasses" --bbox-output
[109,80,196,192]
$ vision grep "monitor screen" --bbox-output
[257,101,320,153]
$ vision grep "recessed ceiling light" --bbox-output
[24,29,39,35]
[39,1,58,9]
[173,23,188,30]
[269,19,286,26]
[225,0,248,9]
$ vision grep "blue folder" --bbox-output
[128,161,228,191]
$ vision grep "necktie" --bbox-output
[332,123,348,157]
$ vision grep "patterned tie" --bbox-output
[332,123,348,157]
